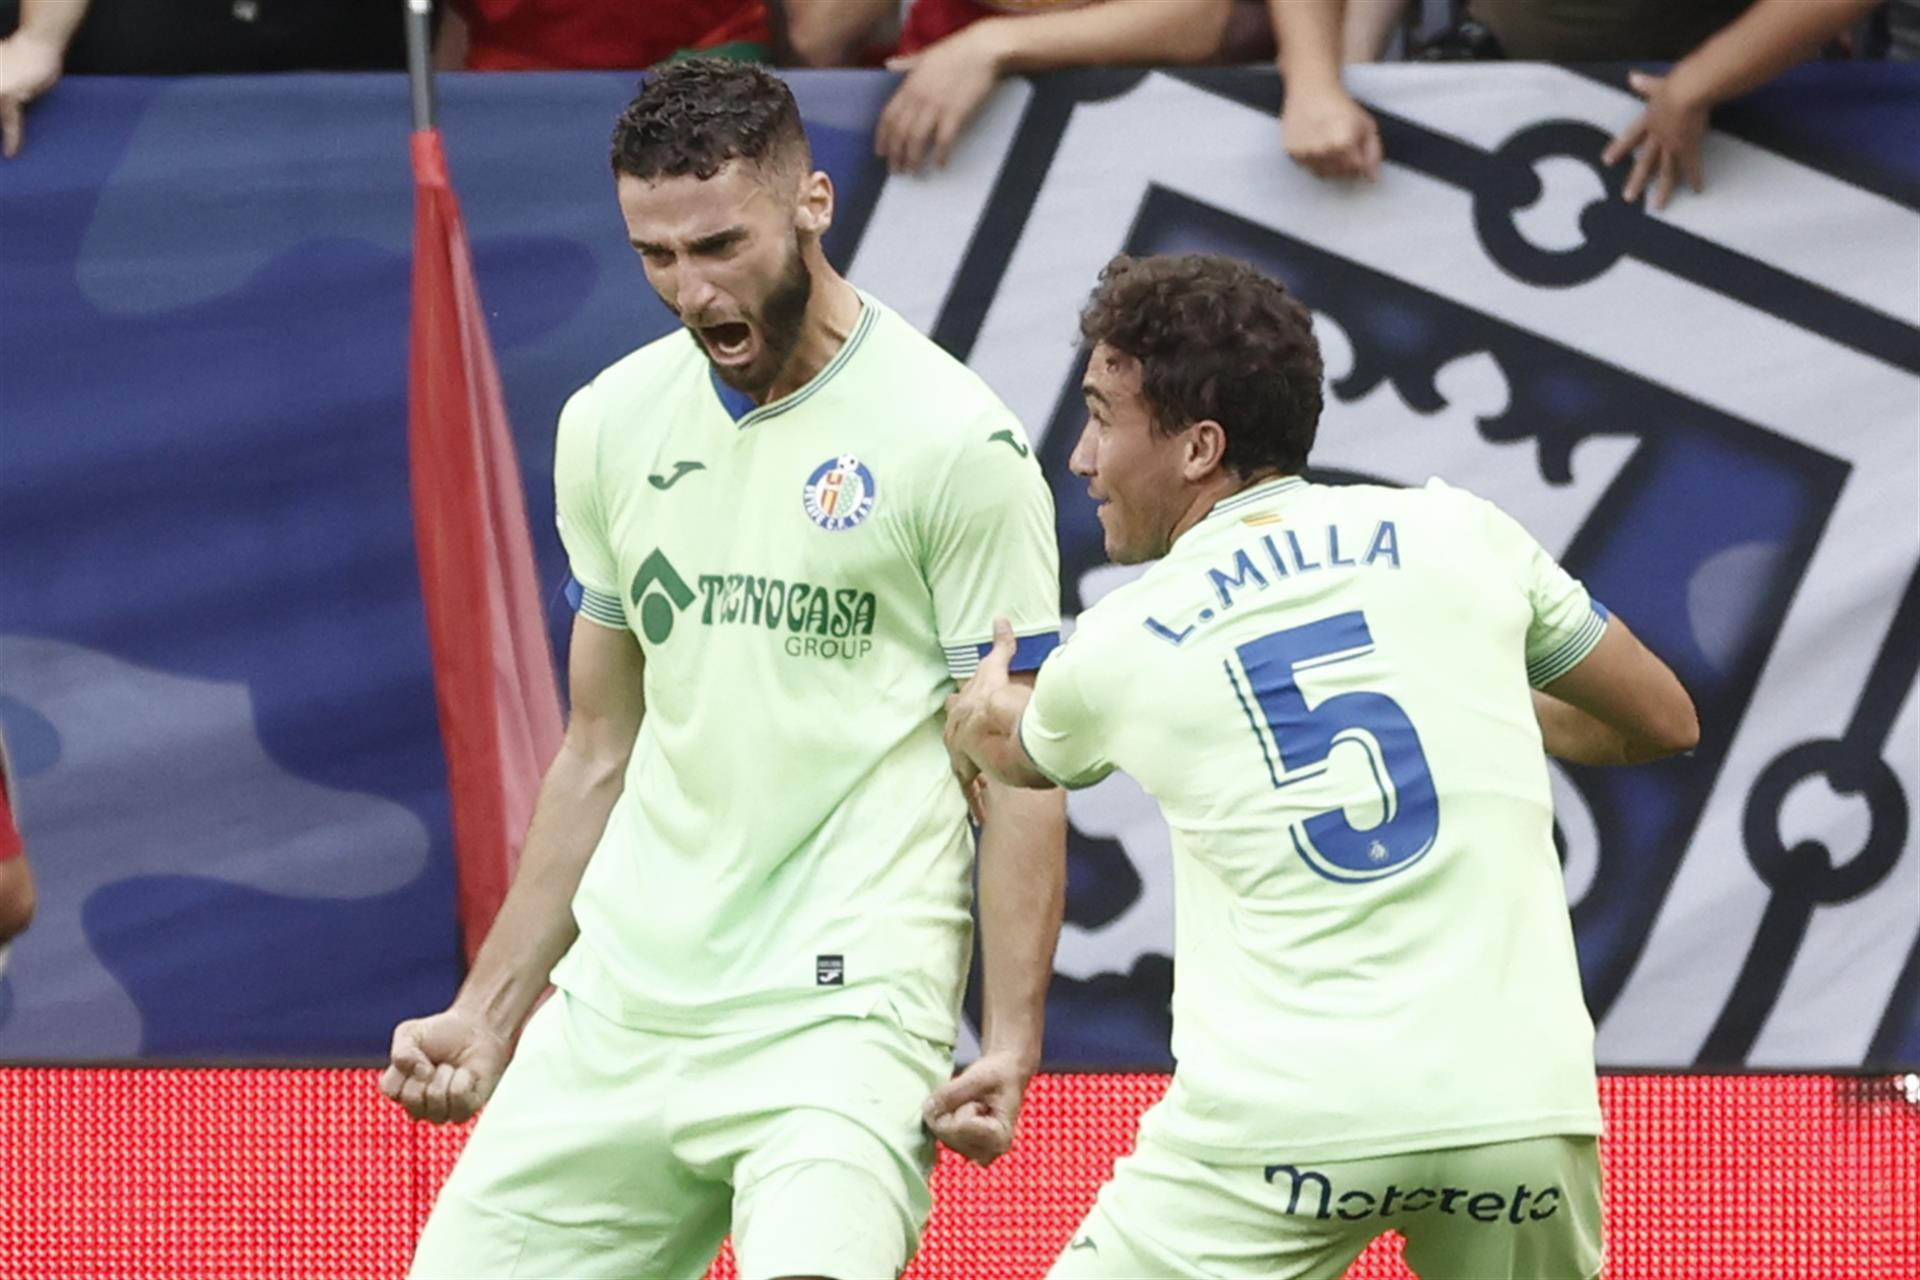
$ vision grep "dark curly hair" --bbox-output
[1079,254,1324,477]
[610,59,809,183]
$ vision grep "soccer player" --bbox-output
[945,253,1699,1280]
[384,60,1067,1280]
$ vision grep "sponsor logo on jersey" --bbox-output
[628,549,696,644]
[1264,1165,1564,1225]
[816,954,845,986]
[694,571,880,662]
[803,455,878,531]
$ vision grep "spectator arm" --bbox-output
[779,0,898,67]
[975,0,1233,73]
[1671,0,1884,109]
[12,0,90,51]
[1271,0,1346,88]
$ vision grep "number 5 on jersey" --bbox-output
[1227,611,1440,883]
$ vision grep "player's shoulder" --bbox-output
[1310,476,1506,531]
[859,295,1019,435]
[557,331,705,453]
[580,329,705,406]
[1061,564,1176,659]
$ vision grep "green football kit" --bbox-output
[1025,476,1608,1280]
[411,292,1061,1280]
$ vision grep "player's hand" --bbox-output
[1281,83,1383,182]
[0,27,65,159]
[923,1049,1032,1167]
[944,617,1017,785]
[876,25,1005,174]
[1602,69,1710,211]
[380,1006,512,1124]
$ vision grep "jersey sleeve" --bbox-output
[553,383,626,630]
[1469,488,1610,688]
[922,416,1063,681]
[1018,635,1116,789]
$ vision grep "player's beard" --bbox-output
[710,238,813,397]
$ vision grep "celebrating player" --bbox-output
[946,253,1698,1280]
[386,60,1067,1280]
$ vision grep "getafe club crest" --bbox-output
[803,455,878,532]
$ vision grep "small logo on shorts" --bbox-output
[816,954,845,986]
[1069,1235,1098,1252]
[802,455,877,532]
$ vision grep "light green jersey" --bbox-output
[550,293,1061,1045]
[1022,476,1607,1162]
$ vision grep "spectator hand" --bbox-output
[923,1050,1032,1167]
[1603,70,1709,211]
[1282,83,1383,181]
[877,25,1007,174]
[0,27,64,159]
[380,1006,512,1124]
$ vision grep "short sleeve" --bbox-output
[1472,491,1609,688]
[553,383,625,629]
[1018,637,1115,790]
[923,416,1063,681]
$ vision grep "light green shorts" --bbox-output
[409,989,948,1280]
[1048,1129,1604,1280]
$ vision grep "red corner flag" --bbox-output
[408,129,564,963]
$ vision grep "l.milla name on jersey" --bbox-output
[629,550,879,660]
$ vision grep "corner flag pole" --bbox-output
[403,0,566,963]
[405,0,436,133]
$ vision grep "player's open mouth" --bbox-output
[700,321,755,365]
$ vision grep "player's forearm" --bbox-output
[1274,0,1348,92]
[1531,690,1685,766]
[973,781,1066,1074]
[14,0,90,49]
[451,738,625,1037]
[1668,0,1878,110]
[972,683,1054,789]
[972,0,1231,76]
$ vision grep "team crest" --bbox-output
[802,455,878,531]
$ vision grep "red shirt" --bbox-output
[897,0,1092,56]
[456,0,772,71]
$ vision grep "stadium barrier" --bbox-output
[4,1068,1915,1278]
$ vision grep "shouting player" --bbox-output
[946,253,1698,1280]
[386,60,1067,1280]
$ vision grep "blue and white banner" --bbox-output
[0,68,1914,1067]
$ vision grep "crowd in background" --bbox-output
[0,0,1912,202]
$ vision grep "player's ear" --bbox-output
[794,169,835,238]
[1183,420,1229,481]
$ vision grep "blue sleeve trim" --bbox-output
[575,583,627,629]
[1529,601,1609,688]
[977,631,1062,673]
[945,630,1062,681]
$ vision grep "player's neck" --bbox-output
[1168,468,1290,548]
[758,262,862,406]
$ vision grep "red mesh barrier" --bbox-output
[2,1069,1914,1278]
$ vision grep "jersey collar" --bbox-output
[708,293,877,430]
[1200,475,1310,526]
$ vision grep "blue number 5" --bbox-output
[1229,611,1439,882]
